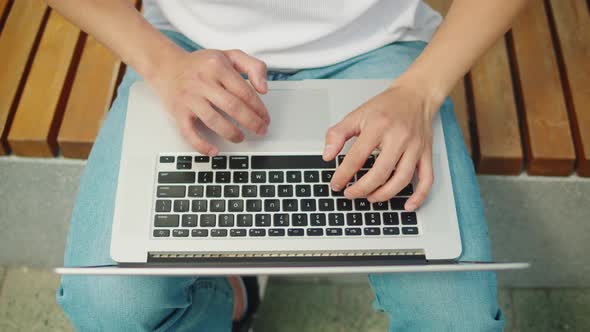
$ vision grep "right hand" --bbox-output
[150,48,271,155]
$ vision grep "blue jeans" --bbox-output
[57,31,503,332]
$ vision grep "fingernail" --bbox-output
[331,183,341,191]
[405,202,416,211]
[257,125,268,136]
[323,144,334,159]
[208,147,218,156]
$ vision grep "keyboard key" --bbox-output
[282,199,298,211]
[319,199,335,211]
[197,171,213,183]
[364,227,381,235]
[336,199,353,211]
[269,229,285,236]
[301,199,316,211]
[200,214,216,227]
[211,156,227,169]
[346,213,362,226]
[154,215,179,227]
[362,155,375,169]
[229,156,249,169]
[313,184,330,197]
[224,185,240,197]
[233,171,249,183]
[292,213,308,226]
[273,214,289,227]
[211,229,228,237]
[195,156,210,163]
[295,185,312,197]
[383,212,399,225]
[155,200,171,212]
[153,229,170,237]
[399,184,414,196]
[192,229,209,237]
[173,229,189,237]
[326,228,343,236]
[176,162,191,170]
[188,185,204,197]
[372,201,388,210]
[182,214,198,227]
[210,200,225,212]
[354,199,371,210]
[251,155,336,169]
[251,171,266,183]
[191,200,207,212]
[219,214,235,227]
[304,171,320,183]
[278,185,293,197]
[310,213,326,226]
[288,228,304,236]
[260,185,275,197]
[249,229,266,237]
[230,229,247,237]
[328,213,345,226]
[228,199,244,212]
[215,171,231,183]
[173,200,189,212]
[287,171,302,183]
[246,199,262,212]
[264,199,280,212]
[337,155,345,165]
[355,170,368,181]
[237,214,253,227]
[242,185,257,197]
[383,227,400,235]
[402,227,419,235]
[269,171,284,183]
[364,212,381,225]
[206,185,222,197]
[177,156,192,162]
[157,186,185,198]
[255,214,271,227]
[401,212,417,225]
[390,197,408,210]
[331,189,344,197]
[307,228,324,236]
[159,156,174,163]
[321,170,334,182]
[345,228,362,236]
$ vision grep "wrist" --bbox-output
[132,36,187,85]
[390,71,447,116]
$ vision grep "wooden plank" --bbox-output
[0,0,47,155]
[57,35,121,159]
[0,0,11,34]
[511,1,575,176]
[549,0,590,176]
[7,10,82,157]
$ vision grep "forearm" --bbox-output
[46,0,184,81]
[396,0,531,107]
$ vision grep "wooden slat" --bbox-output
[57,35,121,159]
[7,10,82,157]
[0,0,11,33]
[549,0,590,176]
[0,0,47,155]
[471,38,523,174]
[511,1,575,176]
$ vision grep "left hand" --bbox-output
[322,82,442,211]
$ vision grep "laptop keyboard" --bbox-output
[152,154,420,239]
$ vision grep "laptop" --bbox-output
[56,79,528,275]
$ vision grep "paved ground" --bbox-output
[0,267,588,332]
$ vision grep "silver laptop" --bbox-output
[56,79,528,275]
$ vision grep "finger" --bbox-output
[223,49,268,93]
[201,83,268,136]
[176,111,219,156]
[186,97,245,143]
[345,142,402,199]
[404,148,434,211]
[323,111,362,161]
[330,132,379,192]
[366,146,421,203]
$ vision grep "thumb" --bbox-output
[323,111,361,161]
[223,49,268,93]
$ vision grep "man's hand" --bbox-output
[151,49,270,156]
[322,83,441,211]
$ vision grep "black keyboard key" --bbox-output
[192,229,209,237]
[269,171,284,183]
[211,229,228,237]
[354,199,371,210]
[182,214,198,227]
[191,200,207,212]
[251,155,336,169]
[211,156,227,169]
[390,197,408,210]
[177,156,192,162]
[269,229,285,236]
[195,156,210,163]
[337,155,345,165]
[197,171,213,183]
[304,171,320,183]
[176,162,191,170]
[206,185,222,197]
[233,171,249,183]
[328,213,345,226]
[401,212,418,225]
[301,199,316,211]
[157,186,186,198]
[331,189,344,197]
[364,227,381,235]
[155,200,171,212]
[355,170,368,181]
[154,214,179,227]
[399,184,414,196]
[383,212,400,225]
[260,185,275,197]
[346,213,362,226]
[307,228,324,236]
[326,228,343,236]
[242,185,257,197]
[282,199,298,211]
[336,199,353,211]
[383,227,400,235]
[345,228,362,236]
[402,227,419,235]
[295,185,311,197]
[318,198,334,211]
[237,214,253,227]
[231,229,247,237]
[224,185,240,197]
[246,199,262,212]
[200,214,216,227]
[362,155,375,169]
[228,200,244,212]
[364,212,381,225]
[153,229,170,237]
[188,185,204,197]
[173,229,189,237]
[273,214,289,227]
[229,156,249,169]
[173,199,189,212]
[321,170,334,182]
[287,171,302,183]
[313,184,330,197]
[310,213,326,226]
[219,214,235,227]
[160,156,174,163]
[251,171,266,183]
[210,200,225,212]
[292,213,308,226]
[255,214,271,227]
[264,199,280,212]
[215,171,231,183]
[277,185,293,197]
[288,228,304,236]
[372,201,388,210]
[249,229,266,237]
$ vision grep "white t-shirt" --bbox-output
[144,0,441,70]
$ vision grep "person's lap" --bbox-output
[58,31,502,331]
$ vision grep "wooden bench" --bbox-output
[0,0,588,176]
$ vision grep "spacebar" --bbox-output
[251,155,336,169]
